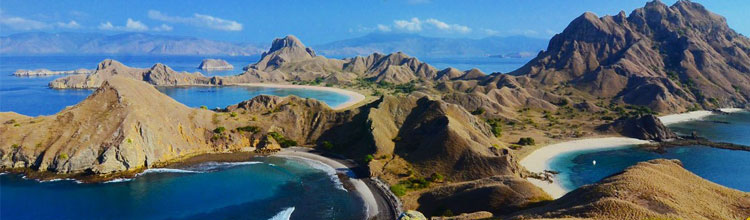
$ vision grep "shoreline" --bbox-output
[274,147,394,219]
[233,83,366,110]
[520,137,650,199]
[658,108,746,125]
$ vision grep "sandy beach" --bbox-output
[520,137,651,199]
[234,83,366,110]
[658,108,747,125]
[274,147,385,219]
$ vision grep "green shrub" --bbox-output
[321,141,334,150]
[268,132,297,148]
[487,119,503,137]
[230,112,238,117]
[200,105,208,109]
[518,137,536,146]
[430,173,444,183]
[390,184,407,196]
[236,126,260,133]
[471,108,485,115]
[11,144,20,150]
[601,116,614,121]
[364,154,374,162]
[126,138,133,144]
[58,153,68,160]
[392,136,402,142]
[213,127,226,134]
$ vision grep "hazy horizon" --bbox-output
[2,0,748,45]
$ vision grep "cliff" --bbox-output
[512,159,750,220]
[510,0,750,113]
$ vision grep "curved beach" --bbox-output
[659,108,746,125]
[520,137,650,198]
[234,83,366,110]
[274,147,395,219]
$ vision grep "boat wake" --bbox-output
[185,161,263,172]
[268,207,295,220]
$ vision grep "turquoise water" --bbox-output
[157,86,350,110]
[548,111,750,193]
[0,157,365,220]
[0,55,352,116]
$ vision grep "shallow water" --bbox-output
[548,111,750,193]
[0,157,366,220]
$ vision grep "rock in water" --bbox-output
[598,114,678,141]
[198,59,233,70]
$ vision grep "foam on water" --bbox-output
[103,178,132,183]
[186,161,263,172]
[268,207,295,220]
[277,155,347,192]
[138,168,201,175]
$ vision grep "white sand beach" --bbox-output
[520,137,651,199]
[659,108,747,125]
[275,147,380,219]
[235,83,366,110]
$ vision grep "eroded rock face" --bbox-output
[512,159,750,220]
[598,114,678,141]
[1,77,240,174]
[416,176,549,216]
[49,59,209,89]
[511,0,750,112]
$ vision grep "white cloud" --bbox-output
[56,20,81,29]
[482,28,500,36]
[98,18,165,32]
[125,18,148,31]
[148,10,242,31]
[0,13,49,30]
[153,24,173,32]
[376,24,392,32]
[394,17,422,32]
[98,21,115,30]
[386,17,471,34]
[425,18,470,33]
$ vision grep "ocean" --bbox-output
[548,111,750,193]
[0,55,529,220]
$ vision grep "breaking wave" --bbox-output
[278,155,347,192]
[267,207,295,220]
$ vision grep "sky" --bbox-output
[1,0,748,44]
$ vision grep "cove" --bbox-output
[0,157,366,220]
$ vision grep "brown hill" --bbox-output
[510,0,750,113]
[512,159,750,220]
[49,59,209,89]
[1,77,243,175]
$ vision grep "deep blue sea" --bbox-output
[0,55,529,220]
[0,157,366,220]
[548,111,750,193]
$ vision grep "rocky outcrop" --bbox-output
[512,159,750,220]
[0,77,245,175]
[198,59,233,70]
[510,0,750,113]
[415,176,549,216]
[598,114,678,141]
[14,68,92,76]
[49,59,209,89]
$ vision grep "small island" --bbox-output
[14,68,92,77]
[198,59,233,70]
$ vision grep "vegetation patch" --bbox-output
[518,137,536,146]
[236,125,260,133]
[213,126,226,134]
[268,132,297,148]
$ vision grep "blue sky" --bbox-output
[1,0,748,44]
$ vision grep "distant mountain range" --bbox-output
[314,33,548,58]
[0,32,265,56]
[0,32,548,58]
